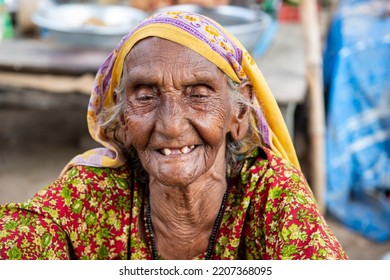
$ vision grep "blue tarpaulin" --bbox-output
[324,0,390,242]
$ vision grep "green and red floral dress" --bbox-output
[0,148,347,260]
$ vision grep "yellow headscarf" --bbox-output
[63,10,300,174]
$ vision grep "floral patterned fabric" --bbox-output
[0,147,347,260]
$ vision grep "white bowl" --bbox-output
[33,4,148,49]
[156,5,273,53]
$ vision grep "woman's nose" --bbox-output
[155,95,189,139]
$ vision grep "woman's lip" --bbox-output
[159,145,196,156]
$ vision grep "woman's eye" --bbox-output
[134,86,157,102]
[189,85,211,99]
[137,95,155,101]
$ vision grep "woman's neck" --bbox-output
[147,173,227,260]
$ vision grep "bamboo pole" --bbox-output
[299,0,326,214]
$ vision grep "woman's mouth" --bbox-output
[160,145,196,156]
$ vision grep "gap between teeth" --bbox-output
[162,145,195,155]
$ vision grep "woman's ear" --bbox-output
[117,111,128,145]
[230,80,253,141]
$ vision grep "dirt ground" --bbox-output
[1,98,390,260]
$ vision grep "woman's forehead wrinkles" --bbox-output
[124,47,222,86]
[124,65,222,87]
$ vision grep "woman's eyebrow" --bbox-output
[185,70,222,85]
[124,74,159,86]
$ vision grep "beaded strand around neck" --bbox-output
[146,187,229,260]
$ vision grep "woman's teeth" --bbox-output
[161,145,195,156]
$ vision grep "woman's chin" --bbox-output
[150,170,202,188]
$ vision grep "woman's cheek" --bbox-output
[192,104,230,146]
[122,115,153,150]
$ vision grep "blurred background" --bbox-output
[0,0,389,259]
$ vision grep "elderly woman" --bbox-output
[0,11,347,260]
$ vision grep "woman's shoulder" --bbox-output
[241,146,314,206]
[0,164,133,259]
[242,146,307,187]
[61,164,132,191]
[46,164,132,200]
[241,148,348,260]
[13,165,133,223]
[263,147,306,183]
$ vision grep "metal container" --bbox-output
[156,5,273,53]
[32,4,148,49]
[33,4,272,52]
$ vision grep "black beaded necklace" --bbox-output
[146,187,229,260]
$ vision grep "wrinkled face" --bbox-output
[120,37,236,187]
